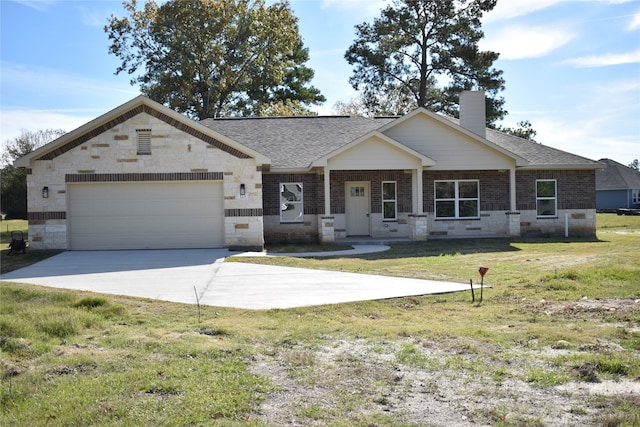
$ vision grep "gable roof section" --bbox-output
[17,96,602,172]
[311,130,437,168]
[200,115,395,170]
[596,158,640,190]
[15,96,270,167]
[202,110,601,171]
[379,108,530,167]
[434,115,600,169]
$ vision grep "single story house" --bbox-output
[596,158,640,211]
[15,92,602,251]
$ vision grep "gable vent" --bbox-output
[137,129,151,155]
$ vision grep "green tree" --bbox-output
[1,129,66,219]
[105,0,324,119]
[257,100,317,117]
[629,159,639,171]
[334,85,415,117]
[345,0,506,125]
[497,120,538,142]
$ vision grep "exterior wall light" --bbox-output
[42,186,49,198]
[240,183,246,197]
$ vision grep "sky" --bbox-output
[1,0,639,165]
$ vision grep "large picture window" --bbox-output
[280,183,303,222]
[382,181,397,220]
[434,180,479,219]
[536,180,557,217]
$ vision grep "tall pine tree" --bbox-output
[345,0,505,125]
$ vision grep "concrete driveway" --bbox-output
[0,249,477,309]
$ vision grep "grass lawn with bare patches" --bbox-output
[1,214,639,426]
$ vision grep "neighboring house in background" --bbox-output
[596,158,640,211]
[15,92,602,251]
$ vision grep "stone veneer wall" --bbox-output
[519,209,597,237]
[26,111,264,250]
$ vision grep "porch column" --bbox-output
[319,167,335,243]
[509,167,517,212]
[507,166,521,237]
[410,168,427,240]
[324,167,331,216]
[416,168,424,214]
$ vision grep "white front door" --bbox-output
[345,181,370,236]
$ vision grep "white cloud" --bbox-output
[628,12,640,30]
[480,26,576,59]
[561,50,640,67]
[78,5,110,29]
[536,116,638,164]
[11,0,57,12]
[519,78,640,165]
[482,0,563,24]
[0,63,138,149]
[0,109,98,157]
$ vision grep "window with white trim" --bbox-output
[633,189,640,207]
[137,129,152,155]
[382,181,397,220]
[280,183,303,222]
[536,179,557,217]
[434,180,479,219]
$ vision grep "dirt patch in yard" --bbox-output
[250,299,640,426]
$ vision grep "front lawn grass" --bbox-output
[1,213,638,425]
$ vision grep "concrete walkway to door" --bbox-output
[0,248,479,310]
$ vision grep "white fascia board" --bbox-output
[517,164,604,171]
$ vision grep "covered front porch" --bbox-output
[315,165,522,243]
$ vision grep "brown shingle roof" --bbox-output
[200,112,601,170]
[200,116,395,169]
[441,116,601,168]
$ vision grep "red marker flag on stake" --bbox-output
[478,267,489,302]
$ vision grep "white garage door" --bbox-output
[68,182,224,250]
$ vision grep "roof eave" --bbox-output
[517,163,604,170]
[13,95,271,167]
[596,187,636,191]
[265,167,315,173]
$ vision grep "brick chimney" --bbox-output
[459,90,486,138]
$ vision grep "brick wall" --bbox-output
[423,170,510,212]
[516,170,596,211]
[262,173,324,216]
[330,170,413,214]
